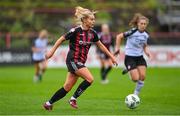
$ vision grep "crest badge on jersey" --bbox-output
[70,28,75,32]
[88,33,93,39]
[128,65,131,70]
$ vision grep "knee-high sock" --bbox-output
[134,80,144,95]
[101,67,105,80]
[73,80,91,99]
[102,66,112,80]
[49,87,68,104]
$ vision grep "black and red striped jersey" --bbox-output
[64,26,99,64]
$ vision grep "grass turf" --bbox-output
[0,66,180,115]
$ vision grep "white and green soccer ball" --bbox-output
[125,94,140,109]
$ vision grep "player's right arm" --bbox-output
[45,36,66,59]
[115,33,124,55]
[115,28,137,55]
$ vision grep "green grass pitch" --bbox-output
[0,66,180,115]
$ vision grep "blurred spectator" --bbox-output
[32,29,48,82]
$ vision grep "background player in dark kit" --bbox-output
[96,24,114,84]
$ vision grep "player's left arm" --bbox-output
[143,43,152,59]
[96,40,118,65]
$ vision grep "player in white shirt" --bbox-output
[115,13,152,96]
[32,30,48,82]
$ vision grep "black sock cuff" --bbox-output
[84,80,92,86]
[73,80,91,99]
[107,66,112,69]
[62,87,68,93]
[49,87,68,104]
[101,67,105,72]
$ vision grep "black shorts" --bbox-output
[124,55,147,71]
[33,59,45,63]
[66,61,85,73]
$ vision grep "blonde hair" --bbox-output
[39,29,48,39]
[75,6,97,24]
[129,13,149,27]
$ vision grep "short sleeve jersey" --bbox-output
[64,26,99,64]
[123,28,149,56]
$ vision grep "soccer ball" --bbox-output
[125,94,140,109]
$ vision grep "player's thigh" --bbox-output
[124,56,139,81]
[100,59,105,67]
[34,63,39,71]
[99,53,109,66]
[42,60,47,67]
[137,66,146,81]
[106,59,113,67]
[64,72,79,91]
[75,67,94,83]
[39,60,47,69]
[129,69,139,82]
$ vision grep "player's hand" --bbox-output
[45,51,53,60]
[111,56,118,66]
[114,49,120,56]
[145,51,152,60]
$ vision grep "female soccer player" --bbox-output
[32,29,48,82]
[96,24,114,84]
[43,6,117,110]
[115,13,152,96]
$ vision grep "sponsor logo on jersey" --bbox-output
[77,62,84,66]
[79,40,92,45]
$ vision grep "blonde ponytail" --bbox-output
[75,6,97,24]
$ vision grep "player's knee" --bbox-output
[140,75,145,81]
[41,67,45,71]
[131,76,139,82]
[40,64,46,71]
[86,77,94,84]
[140,77,145,81]
[64,83,73,92]
[43,64,47,69]
[109,63,113,67]
[132,79,138,82]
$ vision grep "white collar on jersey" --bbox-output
[80,25,89,31]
